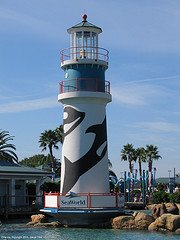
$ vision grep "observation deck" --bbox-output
[59,78,110,94]
[60,46,109,68]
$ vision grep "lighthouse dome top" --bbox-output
[67,14,102,34]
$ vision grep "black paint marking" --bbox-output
[62,117,107,194]
[63,106,85,137]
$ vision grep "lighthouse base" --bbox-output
[41,192,124,226]
[40,207,124,227]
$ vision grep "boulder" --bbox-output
[134,212,155,230]
[175,228,180,235]
[160,203,168,215]
[134,212,155,222]
[146,204,156,210]
[152,203,167,219]
[112,212,155,230]
[163,214,180,231]
[148,221,158,231]
[167,203,179,215]
[26,215,62,228]
[111,215,135,229]
[27,214,47,225]
[148,213,180,232]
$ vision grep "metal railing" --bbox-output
[60,47,109,63]
[44,192,124,209]
[0,195,44,218]
[59,78,110,94]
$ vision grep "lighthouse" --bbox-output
[41,15,124,226]
[59,14,111,195]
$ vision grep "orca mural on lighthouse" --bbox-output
[59,14,112,195]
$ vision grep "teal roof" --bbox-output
[0,160,50,175]
[67,15,102,33]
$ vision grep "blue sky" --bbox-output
[0,0,180,178]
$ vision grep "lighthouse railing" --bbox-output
[44,192,124,209]
[61,47,109,63]
[59,78,110,94]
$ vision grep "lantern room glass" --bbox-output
[70,31,98,60]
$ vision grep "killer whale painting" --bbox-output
[61,106,107,194]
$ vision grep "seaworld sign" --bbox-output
[60,196,88,208]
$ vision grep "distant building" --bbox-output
[156,177,180,185]
[0,161,49,208]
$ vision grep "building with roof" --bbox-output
[0,161,50,209]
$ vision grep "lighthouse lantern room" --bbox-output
[41,15,124,226]
[68,14,101,60]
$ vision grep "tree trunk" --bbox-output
[49,146,55,180]
[148,159,152,192]
[129,160,133,175]
[139,159,142,191]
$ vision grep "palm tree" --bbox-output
[55,125,64,144]
[39,130,59,173]
[0,130,18,163]
[145,144,161,191]
[55,125,64,175]
[121,143,136,176]
[135,147,146,190]
[135,147,146,180]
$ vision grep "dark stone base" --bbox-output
[40,208,124,227]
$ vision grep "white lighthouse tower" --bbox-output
[42,15,124,226]
[59,14,111,195]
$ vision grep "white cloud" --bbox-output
[132,121,180,133]
[111,83,167,106]
[111,74,180,107]
[126,75,180,85]
[111,86,144,105]
[0,97,59,113]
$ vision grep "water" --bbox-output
[0,220,179,240]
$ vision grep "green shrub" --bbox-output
[169,192,180,203]
[152,191,170,203]
[40,182,60,193]
[156,183,167,191]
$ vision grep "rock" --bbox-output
[160,203,168,216]
[26,215,62,228]
[135,220,152,230]
[112,212,155,230]
[148,222,158,231]
[152,203,167,219]
[163,214,180,231]
[135,212,155,222]
[175,228,180,234]
[167,203,179,215]
[148,203,180,211]
[111,215,135,229]
[146,204,156,210]
[148,214,180,232]
[26,214,48,225]
[134,212,155,230]
[152,204,160,218]
[132,211,138,217]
